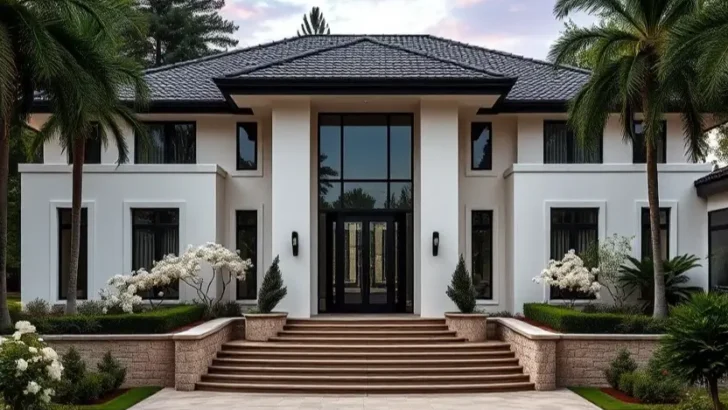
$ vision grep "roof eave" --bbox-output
[31,99,254,115]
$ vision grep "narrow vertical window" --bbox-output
[59,208,88,300]
[641,208,670,260]
[709,209,728,291]
[632,121,667,163]
[236,210,258,300]
[549,208,599,300]
[68,124,102,164]
[237,123,258,170]
[544,121,602,164]
[136,123,196,164]
[471,123,492,170]
[472,210,493,299]
[132,208,180,299]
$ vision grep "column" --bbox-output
[271,100,311,318]
[419,101,460,317]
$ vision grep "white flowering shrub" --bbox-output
[0,321,63,409]
[533,250,602,307]
[100,243,252,314]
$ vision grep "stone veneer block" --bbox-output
[174,318,240,391]
[445,313,488,342]
[244,313,288,341]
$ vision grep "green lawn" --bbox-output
[570,387,728,410]
[1,387,161,410]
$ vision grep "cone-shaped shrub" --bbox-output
[446,255,477,313]
[257,256,287,313]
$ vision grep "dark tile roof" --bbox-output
[694,165,728,186]
[141,34,591,103]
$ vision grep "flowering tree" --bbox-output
[533,250,601,307]
[583,235,634,308]
[0,321,63,409]
[101,243,252,313]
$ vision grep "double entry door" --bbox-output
[325,212,406,313]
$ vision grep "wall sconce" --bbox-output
[432,231,439,256]
[291,231,299,257]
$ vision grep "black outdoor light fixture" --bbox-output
[432,231,439,256]
[292,231,299,256]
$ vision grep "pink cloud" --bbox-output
[222,3,259,20]
[454,0,487,7]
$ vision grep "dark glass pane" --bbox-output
[137,124,165,164]
[710,229,728,289]
[237,123,257,170]
[170,124,196,164]
[633,121,666,164]
[340,182,387,209]
[137,123,195,164]
[369,221,388,304]
[641,208,670,260]
[387,183,412,209]
[471,123,492,170]
[131,208,180,299]
[544,122,569,164]
[319,116,341,178]
[343,115,387,179]
[236,211,257,300]
[343,221,363,304]
[549,208,599,300]
[390,116,412,179]
[319,181,341,210]
[58,208,88,300]
[472,211,493,300]
[712,209,728,227]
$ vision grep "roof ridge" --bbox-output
[143,35,307,75]
[423,34,592,75]
[224,37,369,77]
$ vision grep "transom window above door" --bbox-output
[319,114,413,210]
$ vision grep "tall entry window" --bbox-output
[58,208,88,300]
[709,209,728,291]
[318,114,413,314]
[132,208,180,299]
[549,208,599,300]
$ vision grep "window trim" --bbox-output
[57,208,89,301]
[236,122,258,171]
[709,208,728,292]
[134,121,197,164]
[470,122,493,171]
[236,209,258,301]
[632,120,667,164]
[640,207,671,261]
[543,120,603,164]
[465,205,500,305]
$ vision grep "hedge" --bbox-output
[523,303,666,334]
[24,305,206,335]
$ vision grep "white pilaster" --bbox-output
[271,100,312,318]
[419,101,460,317]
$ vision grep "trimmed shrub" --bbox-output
[97,351,126,391]
[56,349,127,405]
[78,300,106,316]
[24,298,50,317]
[75,372,106,404]
[523,303,665,334]
[28,304,205,335]
[210,300,241,318]
[632,371,684,404]
[446,255,477,313]
[676,391,714,410]
[50,304,65,315]
[257,256,287,313]
[605,349,638,389]
[618,371,638,397]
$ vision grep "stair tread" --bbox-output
[213,357,518,364]
[208,365,524,373]
[226,341,507,349]
[269,337,466,341]
[219,350,512,357]
[285,324,448,328]
[203,374,528,381]
[196,381,535,391]
[278,330,456,335]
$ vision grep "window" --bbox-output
[68,124,102,164]
[471,123,492,170]
[131,208,180,299]
[632,121,667,164]
[641,208,670,260]
[236,211,257,300]
[544,121,602,164]
[135,122,195,164]
[709,209,728,291]
[58,208,88,300]
[237,123,257,170]
[550,208,599,300]
[472,210,493,299]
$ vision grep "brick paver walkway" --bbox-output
[130,388,599,410]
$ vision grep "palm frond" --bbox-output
[554,0,646,36]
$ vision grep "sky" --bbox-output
[221,0,596,60]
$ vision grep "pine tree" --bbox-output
[446,255,477,313]
[257,256,287,313]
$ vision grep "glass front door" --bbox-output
[326,213,406,313]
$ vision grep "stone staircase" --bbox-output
[195,318,535,394]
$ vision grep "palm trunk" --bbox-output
[0,117,10,328]
[707,377,724,410]
[647,128,668,318]
[66,136,85,315]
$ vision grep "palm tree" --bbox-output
[549,0,710,318]
[297,6,330,36]
[0,0,123,327]
[32,5,149,314]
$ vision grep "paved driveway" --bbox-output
[130,388,599,410]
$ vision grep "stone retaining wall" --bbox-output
[496,320,556,390]
[174,318,237,391]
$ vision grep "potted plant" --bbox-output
[244,256,288,341]
[445,255,488,341]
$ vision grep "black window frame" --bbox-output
[549,207,599,300]
[543,120,603,164]
[58,208,88,300]
[131,208,180,300]
[471,122,493,171]
[236,210,258,300]
[709,209,728,292]
[641,207,670,261]
[236,122,258,171]
[68,124,102,165]
[632,120,667,164]
[135,122,196,164]
[471,210,493,300]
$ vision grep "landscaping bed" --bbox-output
[571,387,728,410]
[523,303,666,334]
[0,387,161,410]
